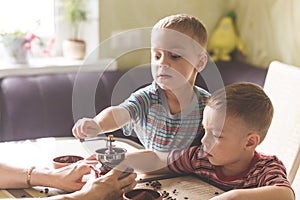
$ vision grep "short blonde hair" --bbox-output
[153,14,208,48]
[207,82,274,142]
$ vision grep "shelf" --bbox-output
[0,57,117,78]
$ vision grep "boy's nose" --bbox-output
[201,134,213,152]
[159,54,170,68]
[201,133,208,144]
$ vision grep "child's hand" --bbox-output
[72,118,103,139]
[210,186,295,200]
[209,190,236,200]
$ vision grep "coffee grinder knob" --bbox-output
[95,135,127,173]
[105,134,116,155]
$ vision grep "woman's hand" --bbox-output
[68,168,137,200]
[46,161,96,192]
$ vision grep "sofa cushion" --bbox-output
[0,68,153,142]
[0,74,75,141]
[0,72,125,141]
[196,60,267,92]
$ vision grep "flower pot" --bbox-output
[62,39,86,60]
[2,37,28,64]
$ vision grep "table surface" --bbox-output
[0,137,224,199]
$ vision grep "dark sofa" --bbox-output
[0,61,267,142]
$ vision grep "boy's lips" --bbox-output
[203,150,212,157]
[157,74,172,79]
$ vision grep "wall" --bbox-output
[99,0,229,69]
[98,0,300,70]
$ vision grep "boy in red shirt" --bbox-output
[122,82,295,200]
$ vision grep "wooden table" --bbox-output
[0,137,142,198]
[0,137,224,199]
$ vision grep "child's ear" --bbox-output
[195,52,208,72]
[245,132,260,150]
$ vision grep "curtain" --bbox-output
[232,0,300,68]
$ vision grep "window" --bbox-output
[0,0,99,61]
[0,0,55,37]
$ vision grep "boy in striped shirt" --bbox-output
[121,82,295,199]
[73,14,210,151]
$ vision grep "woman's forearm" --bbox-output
[0,163,29,188]
[0,163,55,189]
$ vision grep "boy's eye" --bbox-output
[169,53,181,60]
[212,134,221,139]
[205,129,222,139]
[153,53,161,60]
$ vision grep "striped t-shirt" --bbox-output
[168,146,293,192]
[121,81,210,152]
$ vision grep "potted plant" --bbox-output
[0,31,28,64]
[0,31,44,64]
[61,0,87,60]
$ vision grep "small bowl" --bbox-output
[53,155,84,169]
[123,189,163,200]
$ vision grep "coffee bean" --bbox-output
[149,180,162,189]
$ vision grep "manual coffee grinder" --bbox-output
[95,135,127,174]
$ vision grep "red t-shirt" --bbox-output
[168,146,293,193]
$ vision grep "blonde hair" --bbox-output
[153,14,208,48]
[207,82,274,142]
